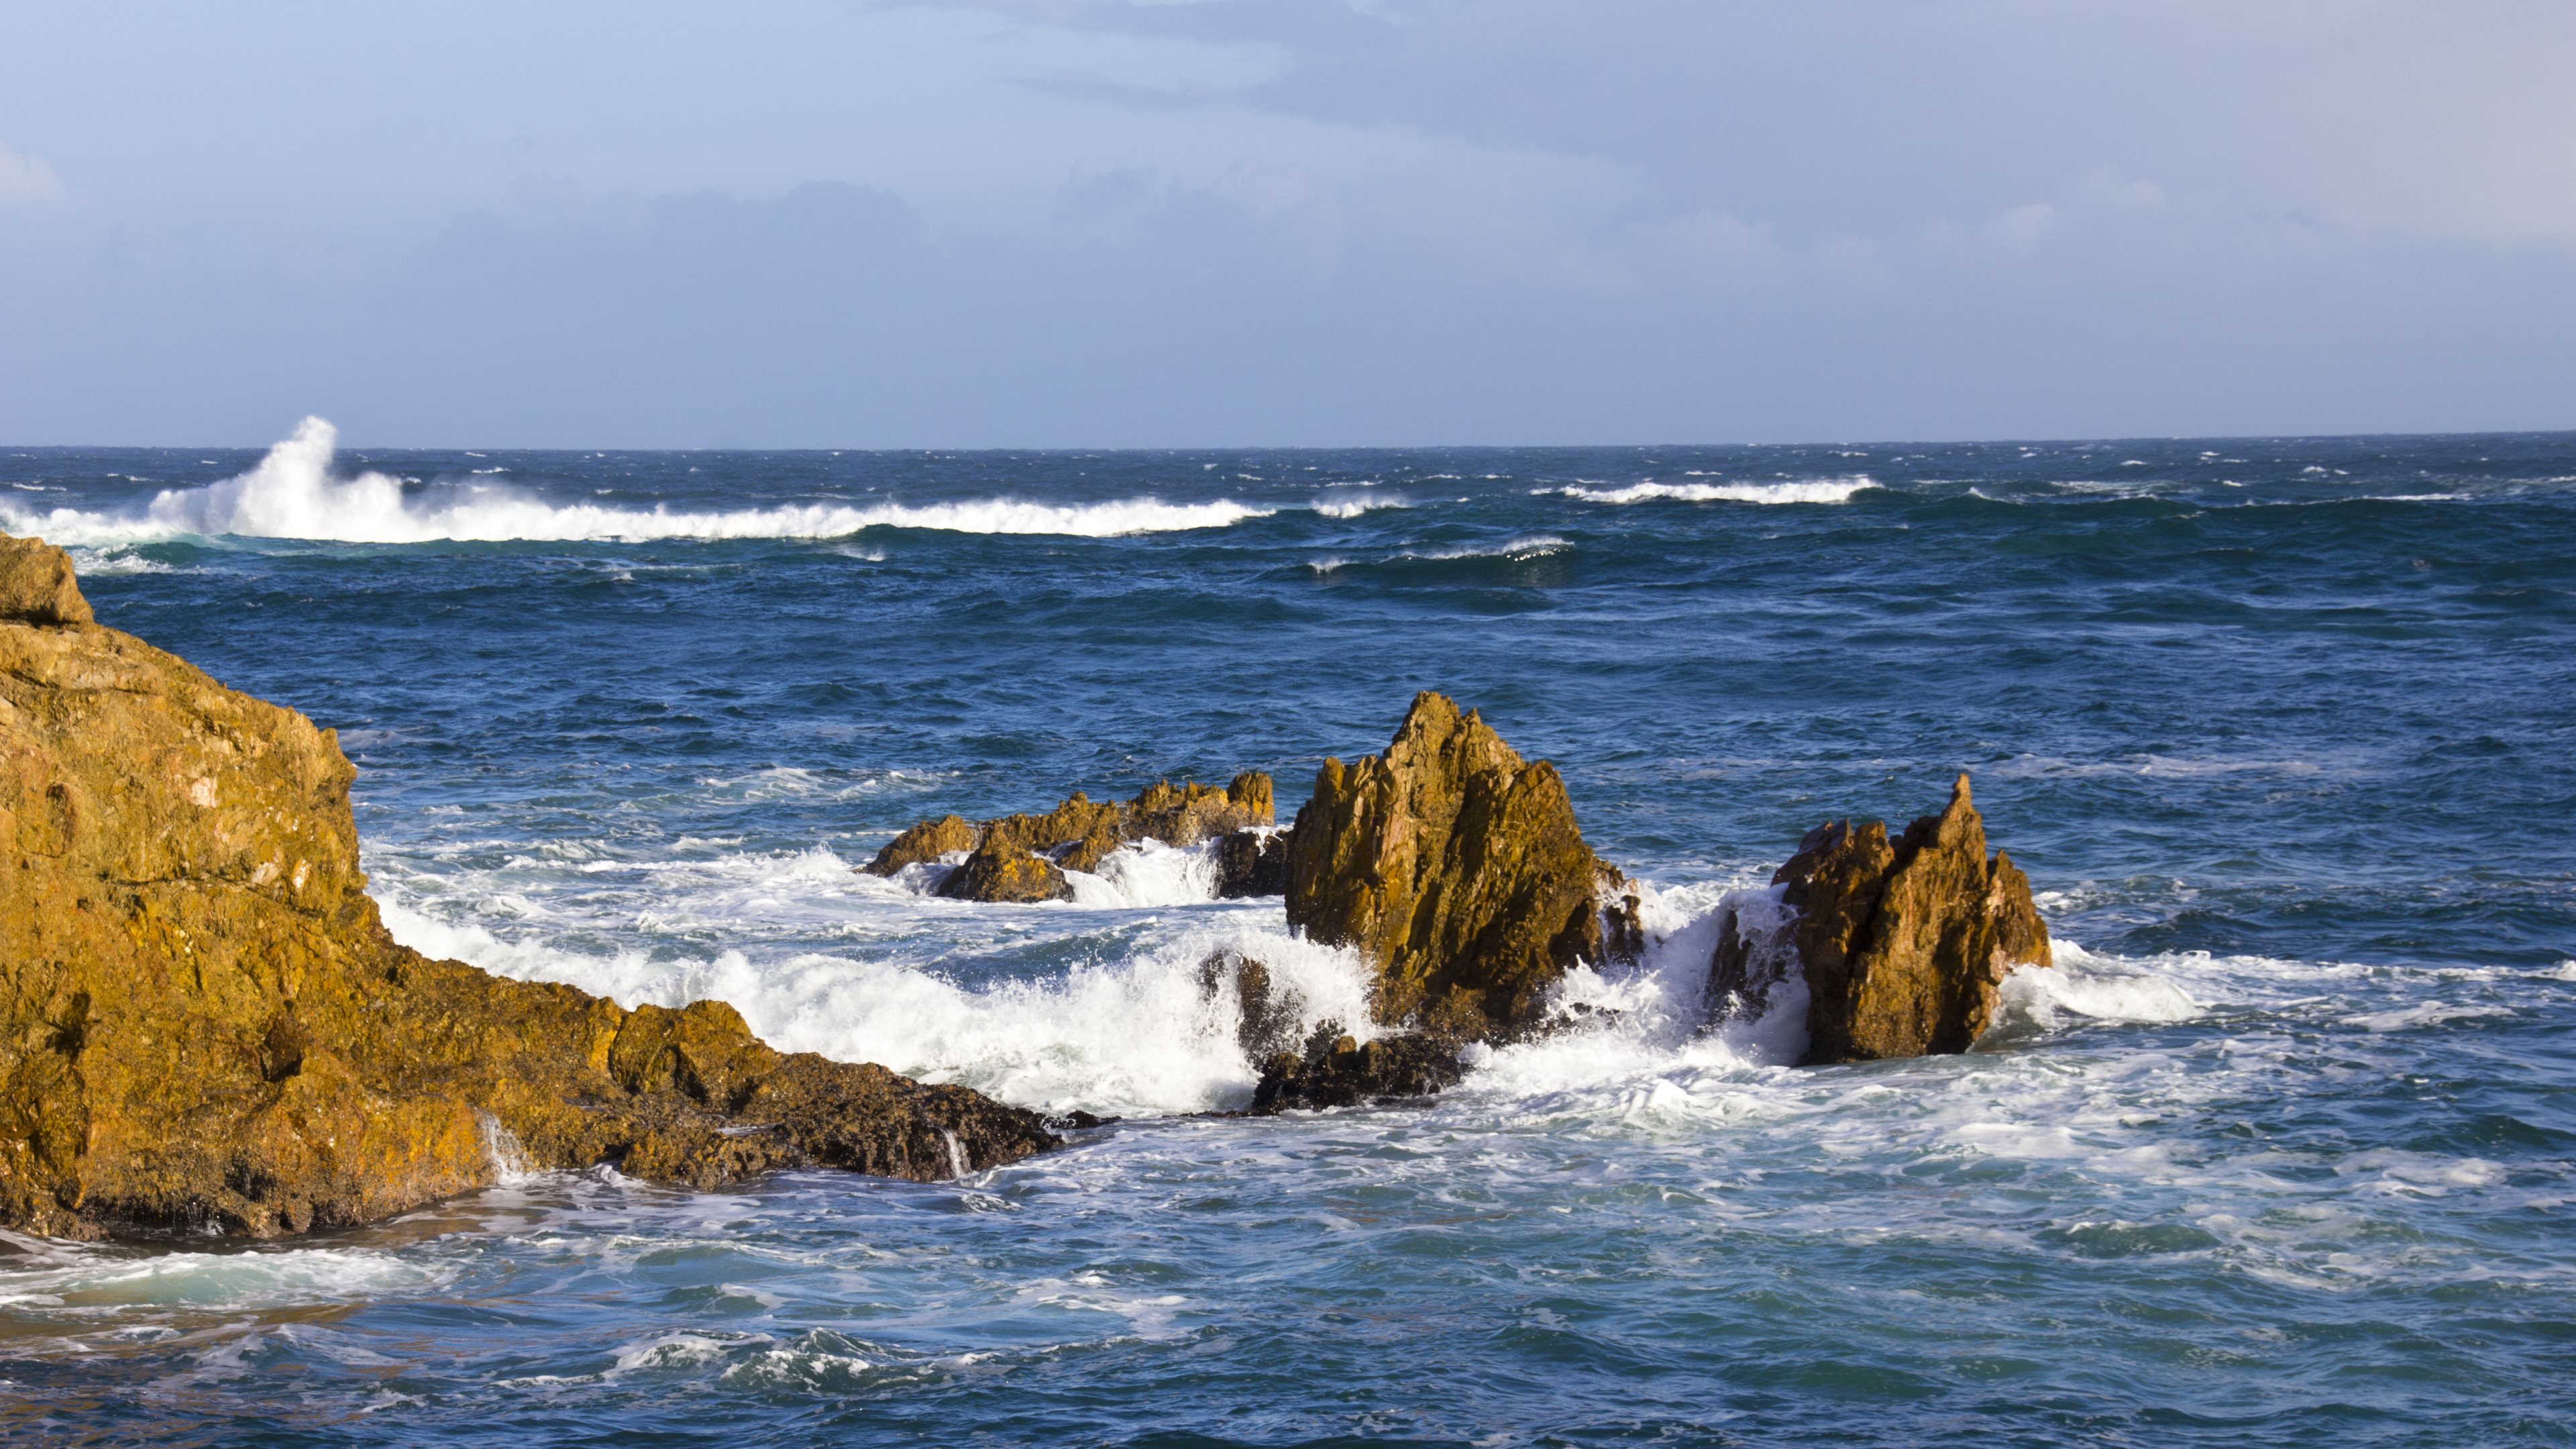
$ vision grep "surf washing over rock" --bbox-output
[0,536,1055,1240]
[5,435,2564,1442]
[3,535,2053,1239]
[878,690,2053,1116]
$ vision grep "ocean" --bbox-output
[2,421,2571,1446]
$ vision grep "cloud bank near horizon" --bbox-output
[1,0,2571,447]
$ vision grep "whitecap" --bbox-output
[1,417,1272,544]
[1391,534,1569,561]
[1311,489,1409,518]
[1557,476,1872,506]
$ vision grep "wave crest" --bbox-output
[1558,476,1872,506]
[1,417,1272,544]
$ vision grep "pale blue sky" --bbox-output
[2,1,2571,446]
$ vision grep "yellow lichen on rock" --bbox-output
[1282,692,1629,1034]
[0,535,1057,1240]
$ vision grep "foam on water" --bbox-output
[1393,533,1570,561]
[1556,476,1872,505]
[0,1237,451,1315]
[1310,489,1409,518]
[0,418,1271,543]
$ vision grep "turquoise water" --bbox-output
[2,426,2571,1445]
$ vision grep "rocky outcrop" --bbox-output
[1712,774,2051,1065]
[0,537,1057,1240]
[0,536,91,626]
[865,774,1277,900]
[868,814,976,876]
[938,833,1071,904]
[1283,692,1633,1036]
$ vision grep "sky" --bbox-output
[1,0,2571,447]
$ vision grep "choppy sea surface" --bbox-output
[3,420,2573,1446]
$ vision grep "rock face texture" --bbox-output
[939,833,1072,904]
[1284,692,1631,1034]
[865,773,1277,900]
[0,538,1056,1240]
[1714,774,2051,1065]
[0,537,91,626]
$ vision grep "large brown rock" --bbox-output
[936,833,1072,903]
[1715,773,2051,1064]
[865,772,1276,900]
[0,543,1056,1240]
[0,535,92,626]
[1283,692,1630,1034]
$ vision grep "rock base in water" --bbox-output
[1713,773,2051,1065]
[866,774,1278,900]
[0,537,1057,1240]
[1248,1023,1467,1114]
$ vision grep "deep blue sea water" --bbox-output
[1,422,2572,1446]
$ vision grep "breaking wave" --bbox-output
[0,418,1271,544]
[1558,476,1872,505]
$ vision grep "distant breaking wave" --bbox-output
[0,417,1272,544]
[1557,476,1874,506]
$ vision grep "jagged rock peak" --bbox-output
[1716,772,2052,1065]
[1283,691,1635,1036]
[0,549,1056,1240]
[864,771,1279,901]
[0,533,93,626]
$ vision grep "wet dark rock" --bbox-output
[1198,951,1307,1062]
[1212,828,1291,898]
[1248,1022,1467,1114]
[1283,692,1630,1035]
[1717,773,2052,1065]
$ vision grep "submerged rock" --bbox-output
[0,543,1057,1240]
[1248,1022,1467,1114]
[865,773,1276,901]
[1714,774,2051,1064]
[1197,951,1307,1062]
[1283,692,1631,1035]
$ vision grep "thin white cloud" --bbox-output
[0,144,67,205]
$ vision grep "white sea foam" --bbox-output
[0,417,1271,544]
[0,1240,448,1313]
[1556,476,1872,506]
[1310,489,1409,518]
[2339,1001,2509,1033]
[1394,534,1570,561]
[380,881,1377,1117]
